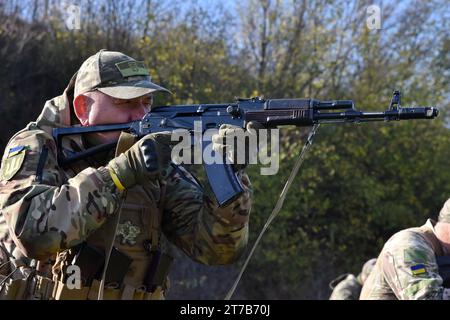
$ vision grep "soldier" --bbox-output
[0,50,254,300]
[360,199,450,300]
[329,258,376,300]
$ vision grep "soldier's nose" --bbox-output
[128,108,147,121]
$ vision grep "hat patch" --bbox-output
[115,61,150,78]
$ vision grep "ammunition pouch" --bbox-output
[62,242,132,288]
[49,242,172,300]
[52,278,165,300]
[0,276,28,300]
[0,267,41,300]
[31,274,55,300]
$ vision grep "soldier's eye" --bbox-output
[142,95,153,105]
[113,98,131,105]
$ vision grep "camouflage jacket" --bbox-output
[360,219,445,300]
[329,274,362,300]
[0,75,252,290]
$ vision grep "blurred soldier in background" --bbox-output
[360,199,450,300]
[329,258,376,300]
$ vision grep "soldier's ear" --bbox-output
[73,94,91,126]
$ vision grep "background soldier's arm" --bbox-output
[329,275,361,300]
[382,233,444,300]
[162,165,252,265]
[0,129,120,260]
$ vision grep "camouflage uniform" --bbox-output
[329,274,362,300]
[329,258,376,300]
[360,219,445,300]
[0,51,252,299]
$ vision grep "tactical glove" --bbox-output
[212,121,265,171]
[107,132,174,190]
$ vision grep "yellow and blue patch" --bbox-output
[410,263,427,276]
[8,145,26,157]
[0,145,28,181]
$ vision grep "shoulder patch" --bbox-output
[1,146,27,181]
[8,145,25,156]
[404,248,429,264]
[116,220,141,246]
[410,263,427,276]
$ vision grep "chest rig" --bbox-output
[49,132,173,300]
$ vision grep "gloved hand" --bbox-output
[212,121,265,171]
[107,132,174,190]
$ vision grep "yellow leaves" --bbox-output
[312,78,325,90]
[378,126,389,136]
[139,36,152,46]
[203,87,212,94]
[251,89,260,97]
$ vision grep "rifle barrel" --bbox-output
[314,107,438,122]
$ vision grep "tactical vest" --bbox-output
[51,132,172,300]
[49,182,170,300]
[0,130,173,300]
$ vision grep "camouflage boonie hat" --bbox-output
[438,198,450,223]
[74,49,171,99]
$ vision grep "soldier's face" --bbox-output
[436,221,450,255]
[74,91,152,145]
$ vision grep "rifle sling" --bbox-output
[97,132,136,300]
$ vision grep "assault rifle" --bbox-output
[53,90,438,207]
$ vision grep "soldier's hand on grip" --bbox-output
[212,121,265,171]
[107,132,174,190]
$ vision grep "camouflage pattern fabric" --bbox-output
[74,50,170,99]
[438,198,450,223]
[0,68,252,292]
[329,258,376,300]
[329,274,362,300]
[360,258,377,284]
[360,219,445,300]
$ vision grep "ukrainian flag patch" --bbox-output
[0,145,27,181]
[410,263,427,276]
[8,145,25,157]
